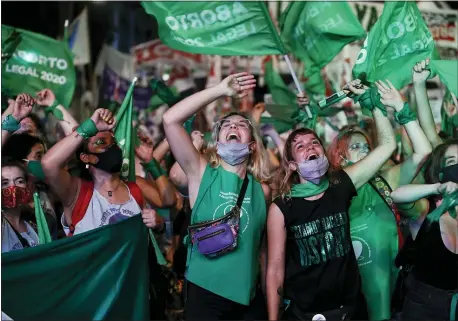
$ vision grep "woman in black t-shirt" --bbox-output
[266,80,398,320]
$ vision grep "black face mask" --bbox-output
[91,144,123,173]
[440,163,458,183]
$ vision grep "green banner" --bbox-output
[1,25,76,108]
[141,1,286,56]
[1,216,149,320]
[430,60,458,97]
[280,2,365,77]
[352,2,439,89]
[115,79,136,182]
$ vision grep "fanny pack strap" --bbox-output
[235,175,249,210]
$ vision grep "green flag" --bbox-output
[280,2,365,78]
[440,89,458,138]
[141,1,286,56]
[352,2,439,89]
[261,104,296,134]
[304,70,326,102]
[150,79,180,106]
[1,216,149,320]
[1,25,76,108]
[264,60,296,106]
[33,192,52,244]
[115,79,136,182]
[429,60,458,97]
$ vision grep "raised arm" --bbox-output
[344,81,397,190]
[1,94,34,146]
[162,72,256,180]
[377,80,432,189]
[152,138,170,162]
[35,89,78,136]
[266,203,286,321]
[41,109,115,207]
[412,59,443,148]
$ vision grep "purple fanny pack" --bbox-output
[188,175,248,259]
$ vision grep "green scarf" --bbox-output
[290,177,329,198]
[428,190,458,222]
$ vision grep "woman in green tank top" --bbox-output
[163,72,272,320]
[327,80,432,320]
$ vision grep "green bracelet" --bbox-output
[76,119,98,140]
[142,159,163,179]
[354,87,388,117]
[44,100,64,121]
[395,102,417,125]
[1,114,20,132]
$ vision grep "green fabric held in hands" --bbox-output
[395,102,417,125]
[76,118,98,139]
[27,160,46,181]
[1,215,150,320]
[142,159,163,180]
[141,1,286,56]
[354,87,387,117]
[427,190,458,222]
[150,79,180,106]
[1,114,21,132]
[290,177,330,198]
[33,192,52,244]
[44,100,64,121]
[429,60,458,97]
[352,1,439,89]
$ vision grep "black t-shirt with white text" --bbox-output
[274,171,361,314]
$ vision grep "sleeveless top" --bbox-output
[411,205,458,291]
[186,164,266,305]
[349,183,399,266]
[61,183,142,235]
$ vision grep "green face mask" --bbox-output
[290,177,330,198]
[26,160,46,181]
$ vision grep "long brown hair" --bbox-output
[424,139,458,184]
[275,128,338,199]
[328,127,372,175]
[205,112,273,184]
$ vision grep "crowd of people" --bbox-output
[1,58,457,321]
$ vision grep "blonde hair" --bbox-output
[205,112,273,184]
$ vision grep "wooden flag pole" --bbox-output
[283,54,312,119]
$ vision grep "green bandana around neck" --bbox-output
[290,176,330,198]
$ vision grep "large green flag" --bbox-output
[141,1,286,56]
[352,2,439,89]
[1,25,76,108]
[115,79,136,182]
[429,60,458,97]
[1,216,149,320]
[280,2,365,78]
[264,60,296,106]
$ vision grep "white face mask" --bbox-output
[216,142,251,166]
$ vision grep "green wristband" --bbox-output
[395,102,417,125]
[1,114,20,132]
[26,160,46,181]
[44,100,64,121]
[142,159,163,179]
[76,119,98,140]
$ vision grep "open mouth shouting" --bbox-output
[226,132,241,143]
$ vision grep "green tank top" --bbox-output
[186,164,266,305]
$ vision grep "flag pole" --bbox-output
[283,54,312,119]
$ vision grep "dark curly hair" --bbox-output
[2,133,44,162]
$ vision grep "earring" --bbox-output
[85,164,89,169]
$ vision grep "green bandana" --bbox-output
[427,190,458,222]
[290,177,329,198]
[26,160,46,181]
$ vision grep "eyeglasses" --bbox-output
[218,119,252,130]
[349,142,370,152]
